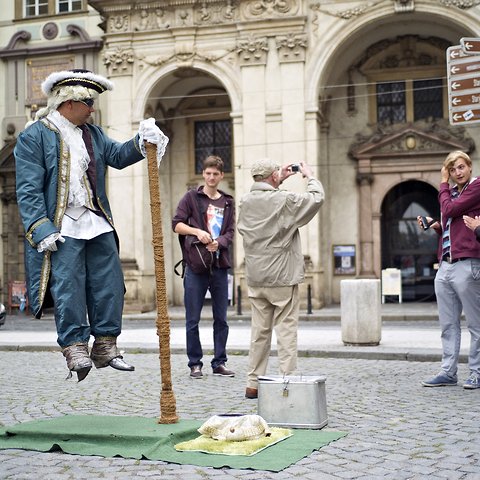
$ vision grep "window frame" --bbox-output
[16,0,86,19]
[193,118,233,176]
[367,67,447,124]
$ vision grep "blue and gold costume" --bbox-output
[13,68,167,381]
[15,118,143,323]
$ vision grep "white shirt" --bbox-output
[48,110,113,240]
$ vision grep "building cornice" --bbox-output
[0,25,103,60]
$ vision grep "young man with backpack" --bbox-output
[172,156,235,378]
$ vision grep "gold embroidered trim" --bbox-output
[38,250,51,315]
[82,175,96,211]
[26,218,49,247]
[39,118,70,229]
[133,135,143,155]
[97,198,114,227]
[55,137,70,228]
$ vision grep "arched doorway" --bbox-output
[381,180,439,302]
[141,68,234,307]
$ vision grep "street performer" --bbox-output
[15,69,168,381]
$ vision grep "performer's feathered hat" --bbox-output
[30,69,114,125]
[41,69,114,96]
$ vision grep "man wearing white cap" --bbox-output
[238,159,324,399]
[14,69,168,381]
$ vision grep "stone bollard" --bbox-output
[341,279,381,346]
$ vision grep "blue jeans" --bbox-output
[183,266,229,369]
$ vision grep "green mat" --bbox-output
[0,415,346,472]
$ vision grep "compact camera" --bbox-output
[291,164,300,172]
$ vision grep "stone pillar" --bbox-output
[357,169,375,277]
[341,279,381,345]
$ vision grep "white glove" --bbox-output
[138,117,169,166]
[37,233,65,253]
[139,117,163,144]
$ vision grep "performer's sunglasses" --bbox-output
[77,98,95,108]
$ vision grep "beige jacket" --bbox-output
[238,177,324,287]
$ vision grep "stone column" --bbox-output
[357,168,375,277]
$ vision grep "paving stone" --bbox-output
[1,352,480,479]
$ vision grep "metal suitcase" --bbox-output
[257,375,328,429]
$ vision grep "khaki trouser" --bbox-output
[246,284,299,389]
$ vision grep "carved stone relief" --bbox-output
[354,35,449,72]
[276,34,308,63]
[393,0,415,12]
[349,119,475,158]
[129,2,240,32]
[42,22,59,40]
[137,45,236,70]
[440,0,480,7]
[310,0,385,22]
[241,0,299,18]
[103,47,135,76]
[237,35,269,65]
[196,1,238,23]
[101,0,304,33]
[108,15,129,33]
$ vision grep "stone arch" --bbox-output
[305,5,480,302]
[131,60,242,123]
[305,7,480,107]
[129,61,239,305]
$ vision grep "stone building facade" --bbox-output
[1,0,480,311]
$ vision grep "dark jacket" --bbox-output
[436,178,480,261]
[172,186,235,269]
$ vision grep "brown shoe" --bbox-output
[91,336,134,371]
[62,343,92,382]
[245,387,258,399]
[190,365,203,378]
[212,364,235,377]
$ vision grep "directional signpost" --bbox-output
[447,39,480,126]
[461,38,480,55]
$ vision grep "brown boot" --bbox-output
[62,343,92,382]
[90,336,135,371]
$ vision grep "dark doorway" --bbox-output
[381,180,439,302]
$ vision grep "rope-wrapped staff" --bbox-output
[145,141,178,424]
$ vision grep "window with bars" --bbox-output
[376,82,406,124]
[376,78,444,125]
[413,79,443,121]
[194,120,232,174]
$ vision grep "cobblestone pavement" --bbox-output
[0,351,479,480]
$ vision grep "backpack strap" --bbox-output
[174,259,185,278]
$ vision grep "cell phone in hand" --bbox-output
[420,216,432,230]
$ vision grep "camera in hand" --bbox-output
[291,164,300,172]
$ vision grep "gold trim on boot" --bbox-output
[62,343,92,382]
[91,336,135,371]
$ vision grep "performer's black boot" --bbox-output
[91,336,135,371]
[62,343,92,382]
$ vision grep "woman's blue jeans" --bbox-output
[183,266,229,369]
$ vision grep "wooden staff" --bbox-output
[145,141,178,424]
